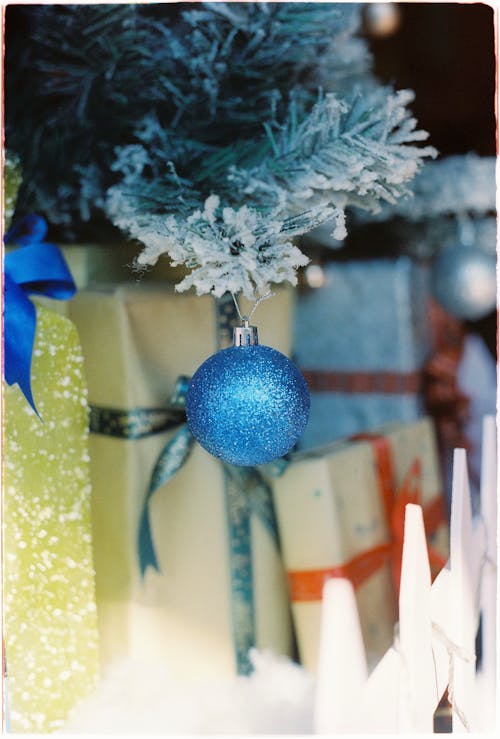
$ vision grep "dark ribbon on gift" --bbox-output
[88,294,281,675]
[220,461,281,674]
[88,375,194,575]
[89,404,187,440]
[138,418,195,575]
[3,215,77,413]
[422,299,470,452]
[300,368,423,394]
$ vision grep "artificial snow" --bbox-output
[60,649,315,734]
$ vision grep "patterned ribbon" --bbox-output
[89,378,194,575]
[275,433,447,602]
[88,375,193,575]
[88,293,280,675]
[89,405,186,440]
[138,423,195,575]
[221,462,281,675]
[3,215,76,413]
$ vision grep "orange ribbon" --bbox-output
[287,434,447,602]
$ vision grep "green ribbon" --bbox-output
[90,400,195,575]
[89,405,186,440]
[88,293,282,675]
[221,462,281,675]
[89,377,195,576]
[138,422,195,575]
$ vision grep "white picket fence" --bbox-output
[314,415,497,734]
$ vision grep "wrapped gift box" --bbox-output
[293,257,431,450]
[66,284,294,680]
[270,417,449,673]
[59,243,188,289]
[3,306,100,732]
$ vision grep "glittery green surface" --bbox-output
[3,306,100,732]
[3,151,22,231]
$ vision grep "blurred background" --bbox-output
[361,2,496,357]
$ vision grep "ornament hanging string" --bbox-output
[230,290,275,326]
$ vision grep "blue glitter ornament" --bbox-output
[186,321,310,466]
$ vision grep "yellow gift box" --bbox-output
[3,306,100,732]
[66,283,294,680]
[270,417,449,673]
[58,243,187,289]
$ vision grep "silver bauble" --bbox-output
[431,245,496,320]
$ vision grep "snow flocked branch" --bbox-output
[349,153,496,258]
[6,1,437,293]
[354,153,496,222]
[5,2,371,229]
[108,86,436,298]
[112,195,320,299]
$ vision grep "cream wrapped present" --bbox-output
[56,243,188,289]
[66,284,294,680]
[3,306,100,733]
[269,417,449,673]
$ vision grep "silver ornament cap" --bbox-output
[233,319,258,346]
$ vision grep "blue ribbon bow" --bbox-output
[4,215,76,413]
